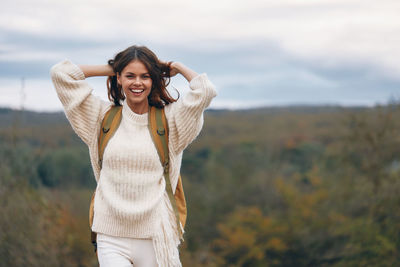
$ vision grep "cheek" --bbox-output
[120,79,130,92]
[146,80,153,89]
[119,78,127,88]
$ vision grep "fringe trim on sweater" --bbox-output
[152,193,184,267]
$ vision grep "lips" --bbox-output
[129,88,145,95]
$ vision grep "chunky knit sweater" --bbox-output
[50,60,216,266]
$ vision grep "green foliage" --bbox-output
[37,147,95,188]
[1,104,400,266]
[213,207,288,267]
[0,153,97,267]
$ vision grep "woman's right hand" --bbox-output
[168,61,198,82]
[78,65,115,78]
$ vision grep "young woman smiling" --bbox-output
[50,45,217,267]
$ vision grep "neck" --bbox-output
[127,101,149,115]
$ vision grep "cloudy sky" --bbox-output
[1,0,399,111]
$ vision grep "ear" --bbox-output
[117,73,121,86]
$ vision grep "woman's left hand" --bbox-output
[162,60,198,82]
[168,62,180,77]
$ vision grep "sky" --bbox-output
[1,0,399,111]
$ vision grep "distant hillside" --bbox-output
[0,107,67,127]
[1,103,399,266]
[207,105,366,115]
[0,105,367,128]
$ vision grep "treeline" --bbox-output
[0,105,399,266]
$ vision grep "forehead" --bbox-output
[122,60,149,73]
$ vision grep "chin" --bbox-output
[126,97,149,107]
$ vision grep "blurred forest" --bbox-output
[0,103,399,267]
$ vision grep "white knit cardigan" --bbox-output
[50,60,217,266]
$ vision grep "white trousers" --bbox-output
[97,233,158,267]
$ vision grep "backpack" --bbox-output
[88,105,187,252]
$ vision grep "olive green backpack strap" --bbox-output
[149,106,184,238]
[98,105,123,168]
[90,105,122,253]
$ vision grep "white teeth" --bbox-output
[130,89,144,93]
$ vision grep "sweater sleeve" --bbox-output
[166,73,217,154]
[50,59,110,145]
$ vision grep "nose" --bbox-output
[133,76,142,85]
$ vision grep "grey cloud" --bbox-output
[0,61,52,79]
[0,28,112,52]
[0,31,398,106]
[200,40,400,104]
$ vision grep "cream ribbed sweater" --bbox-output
[50,60,216,266]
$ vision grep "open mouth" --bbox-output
[129,88,145,95]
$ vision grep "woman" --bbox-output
[50,45,217,267]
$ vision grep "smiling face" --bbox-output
[117,60,153,114]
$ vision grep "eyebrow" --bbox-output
[125,72,150,75]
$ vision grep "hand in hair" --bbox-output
[162,61,199,82]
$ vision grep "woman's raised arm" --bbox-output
[168,62,198,82]
[78,64,114,78]
[50,60,111,145]
[164,60,217,154]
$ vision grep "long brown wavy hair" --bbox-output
[107,45,178,108]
